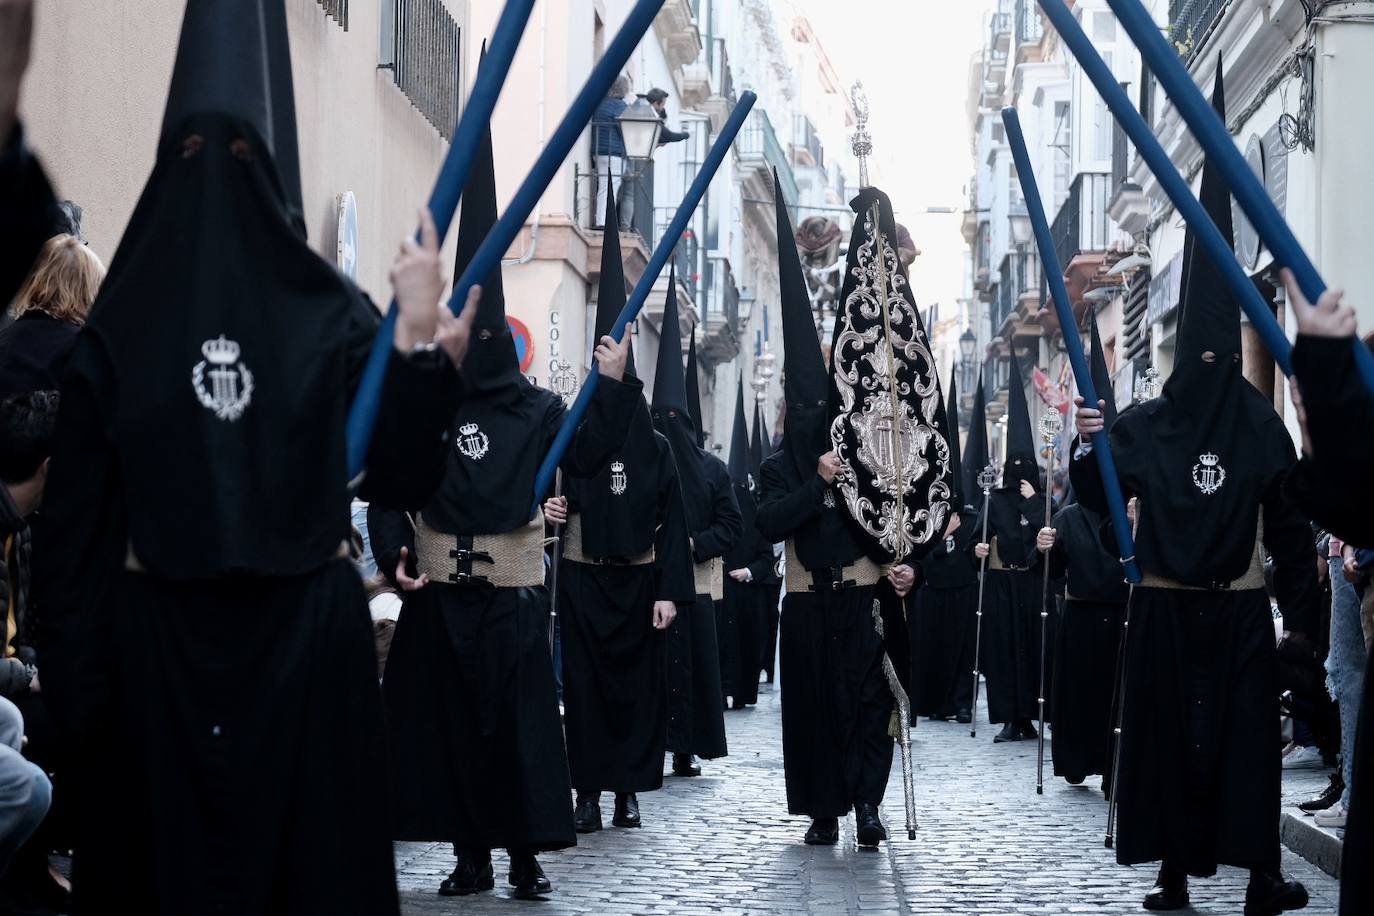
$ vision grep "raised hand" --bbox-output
[1036,527,1056,553]
[1074,395,1107,438]
[434,284,479,369]
[594,334,630,381]
[1282,268,1358,339]
[391,208,444,353]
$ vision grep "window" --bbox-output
[317,1,348,30]
[1093,52,1114,162]
[379,0,462,140]
[1052,100,1071,207]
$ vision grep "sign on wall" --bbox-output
[335,191,359,281]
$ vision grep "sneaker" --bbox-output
[1314,804,1347,828]
[1298,773,1344,813]
[1281,745,1324,769]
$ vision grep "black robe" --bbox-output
[558,430,695,793]
[375,375,640,852]
[756,451,894,818]
[667,452,740,758]
[1073,407,1318,875]
[1283,334,1374,916]
[982,488,1050,725]
[1044,503,1128,781]
[34,325,462,916]
[720,478,773,709]
[910,507,980,718]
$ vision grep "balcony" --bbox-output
[991,248,1041,339]
[1014,0,1043,48]
[653,0,702,73]
[1050,172,1112,309]
[1108,119,1149,234]
[1169,0,1228,64]
[701,38,737,131]
[738,110,800,213]
[316,0,348,29]
[700,254,741,364]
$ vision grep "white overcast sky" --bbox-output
[796,0,998,317]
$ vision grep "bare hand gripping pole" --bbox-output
[529,92,758,516]
[1000,107,1140,585]
[347,0,668,480]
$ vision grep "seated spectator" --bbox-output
[0,233,105,398]
[0,390,68,910]
[0,695,49,880]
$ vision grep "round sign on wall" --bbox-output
[336,191,359,281]
[508,316,535,373]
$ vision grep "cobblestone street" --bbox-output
[395,683,1341,914]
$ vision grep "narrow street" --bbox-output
[396,685,1340,914]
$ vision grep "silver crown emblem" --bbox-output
[456,422,489,461]
[201,335,240,365]
[610,459,628,495]
[191,335,253,422]
[1192,451,1225,495]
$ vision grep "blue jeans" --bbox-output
[0,696,50,878]
[1327,558,1366,807]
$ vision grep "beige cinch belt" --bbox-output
[561,514,654,567]
[693,558,723,599]
[783,539,885,595]
[1138,516,1266,592]
[988,539,1031,572]
[413,511,550,588]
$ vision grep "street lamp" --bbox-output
[617,95,662,161]
[959,327,977,392]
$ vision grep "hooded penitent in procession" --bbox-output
[652,270,741,777]
[31,2,466,912]
[1039,317,1128,787]
[756,170,902,850]
[554,180,695,835]
[721,379,774,710]
[370,115,640,900]
[1070,65,1318,914]
[975,346,1050,743]
[910,371,981,725]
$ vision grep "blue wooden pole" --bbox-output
[347,0,667,480]
[529,92,758,516]
[345,0,536,480]
[1106,0,1374,394]
[1036,0,1296,381]
[1002,108,1141,584]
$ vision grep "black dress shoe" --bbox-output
[804,816,839,845]
[508,852,553,900]
[573,793,602,833]
[671,753,701,776]
[993,722,1020,743]
[1017,720,1039,740]
[854,802,887,848]
[1063,773,1086,786]
[613,792,641,828]
[1298,772,1344,813]
[1142,863,1189,911]
[439,850,494,897]
[955,708,973,724]
[1244,869,1308,915]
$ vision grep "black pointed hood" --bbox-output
[727,378,750,487]
[261,0,303,233]
[686,321,706,447]
[961,377,990,506]
[775,170,830,480]
[161,0,272,149]
[651,263,711,530]
[651,267,689,415]
[1002,346,1037,487]
[1127,59,1294,588]
[82,0,370,579]
[945,369,963,504]
[456,118,521,394]
[1162,60,1242,416]
[1089,314,1118,427]
[595,175,634,376]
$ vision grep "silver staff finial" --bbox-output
[977,464,998,493]
[850,81,872,188]
[1039,409,1064,445]
[1133,366,1160,403]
